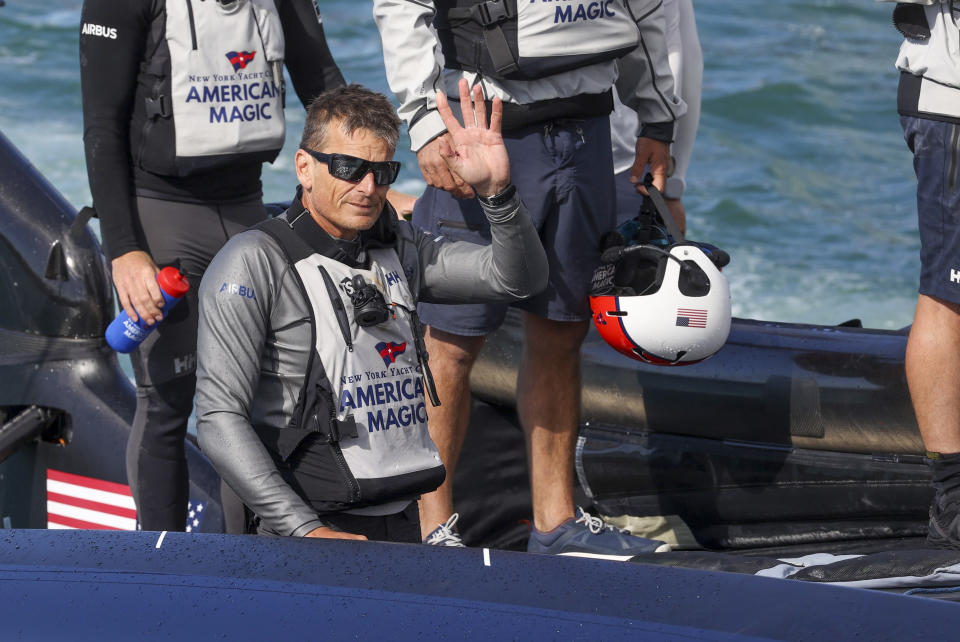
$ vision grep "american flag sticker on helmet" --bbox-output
[46,468,137,530]
[676,308,708,328]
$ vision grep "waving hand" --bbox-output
[435,79,511,199]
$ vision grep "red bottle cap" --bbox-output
[156,266,190,298]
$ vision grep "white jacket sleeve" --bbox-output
[670,0,702,194]
[616,0,687,141]
[373,0,448,151]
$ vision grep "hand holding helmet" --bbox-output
[589,180,732,366]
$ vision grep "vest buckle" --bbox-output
[337,415,359,441]
[145,95,170,119]
[311,412,336,443]
[313,413,358,443]
[473,0,511,27]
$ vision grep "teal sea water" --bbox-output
[0,0,918,329]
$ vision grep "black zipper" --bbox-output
[137,74,166,168]
[950,124,960,192]
[316,410,360,503]
[330,442,360,502]
[185,0,198,51]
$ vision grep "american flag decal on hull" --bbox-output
[676,308,708,328]
[46,469,137,530]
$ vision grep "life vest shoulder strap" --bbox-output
[255,214,335,451]
[256,213,316,264]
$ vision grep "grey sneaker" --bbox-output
[424,513,466,547]
[928,498,960,549]
[527,507,671,560]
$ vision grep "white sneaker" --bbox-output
[424,513,466,547]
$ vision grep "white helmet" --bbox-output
[589,184,732,366]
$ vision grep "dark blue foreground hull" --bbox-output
[0,528,957,640]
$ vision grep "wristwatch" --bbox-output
[477,183,517,208]
[664,176,685,200]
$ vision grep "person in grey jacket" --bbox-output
[891,1,960,549]
[374,0,684,556]
[194,82,548,542]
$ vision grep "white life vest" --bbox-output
[435,0,640,80]
[254,215,445,512]
[293,250,444,485]
[136,0,286,175]
[895,2,960,120]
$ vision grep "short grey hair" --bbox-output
[300,84,401,151]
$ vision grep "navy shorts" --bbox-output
[413,114,616,335]
[903,116,960,305]
[614,169,646,226]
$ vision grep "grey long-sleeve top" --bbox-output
[195,192,547,536]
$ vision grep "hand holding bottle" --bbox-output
[105,266,189,353]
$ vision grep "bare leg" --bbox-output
[906,294,960,454]
[417,326,486,539]
[517,313,590,532]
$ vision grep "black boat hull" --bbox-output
[0,129,223,533]
[459,312,928,551]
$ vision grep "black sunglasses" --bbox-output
[301,148,401,186]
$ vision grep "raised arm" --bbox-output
[434,80,509,198]
[414,80,548,303]
[373,0,476,198]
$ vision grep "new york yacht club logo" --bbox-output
[376,341,406,367]
[225,50,256,71]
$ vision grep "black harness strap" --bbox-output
[445,0,519,77]
[256,214,340,454]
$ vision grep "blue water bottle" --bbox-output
[105,266,190,353]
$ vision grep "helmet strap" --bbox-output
[642,174,685,244]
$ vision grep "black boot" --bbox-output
[927,453,960,549]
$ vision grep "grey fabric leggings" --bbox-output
[125,195,266,531]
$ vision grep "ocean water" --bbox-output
[0,0,918,329]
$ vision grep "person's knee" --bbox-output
[911,295,960,354]
[917,294,960,324]
[425,326,486,372]
[523,315,590,357]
